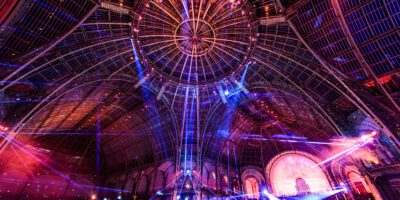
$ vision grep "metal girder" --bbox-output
[0,0,24,30]
[0,4,99,90]
[0,48,133,153]
[0,36,130,92]
[331,0,400,114]
[259,16,286,26]
[283,7,400,149]
[199,63,345,162]
[84,22,132,26]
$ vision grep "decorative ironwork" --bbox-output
[137,0,256,85]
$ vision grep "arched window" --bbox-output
[267,152,331,197]
[242,168,264,200]
[295,177,311,195]
[343,166,371,195]
[347,172,370,194]
[245,177,260,199]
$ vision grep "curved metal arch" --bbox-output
[208,88,337,138]
[255,39,329,73]
[9,48,133,131]
[0,4,99,90]
[11,77,176,175]
[198,54,348,169]
[200,83,343,164]
[39,77,178,138]
[33,60,139,134]
[211,103,341,172]
[0,77,179,155]
[255,45,349,95]
[240,168,265,195]
[0,36,131,92]
[16,77,148,133]
[103,118,158,173]
[251,58,342,132]
[212,114,336,181]
[285,17,400,149]
[331,0,400,113]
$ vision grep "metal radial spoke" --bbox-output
[169,0,185,20]
[190,0,196,30]
[139,35,186,38]
[212,3,245,25]
[155,49,178,66]
[143,10,177,27]
[142,38,185,48]
[179,54,191,80]
[146,42,176,56]
[212,45,240,61]
[213,20,249,31]
[209,48,234,70]
[195,0,204,32]
[203,37,249,46]
[169,54,185,73]
[207,0,228,21]
[138,0,254,84]
[151,1,181,24]
[212,41,247,55]
[201,0,212,20]
[203,52,217,79]
[207,49,229,73]
[181,0,190,19]
[198,51,208,80]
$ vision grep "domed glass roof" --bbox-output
[137,0,256,85]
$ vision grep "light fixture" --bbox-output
[262,189,269,195]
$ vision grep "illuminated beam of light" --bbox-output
[156,84,167,100]
[149,173,184,200]
[134,76,148,88]
[34,0,107,34]
[0,96,121,104]
[224,187,245,195]
[130,37,155,104]
[0,133,129,193]
[217,84,227,103]
[0,80,64,86]
[314,139,372,168]
[177,174,187,198]
[182,87,190,171]
[33,0,80,23]
[195,178,220,197]
[1,131,153,136]
[289,188,346,200]
[188,172,198,199]
[222,191,279,200]
[130,37,146,80]
[0,62,25,68]
[96,107,101,180]
[181,0,190,20]
[233,78,249,94]
[263,190,280,200]
[33,0,103,37]
[242,136,355,146]
[240,62,250,85]
[233,145,240,190]
[187,91,196,170]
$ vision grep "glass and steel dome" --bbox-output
[137,0,256,85]
[0,0,399,199]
